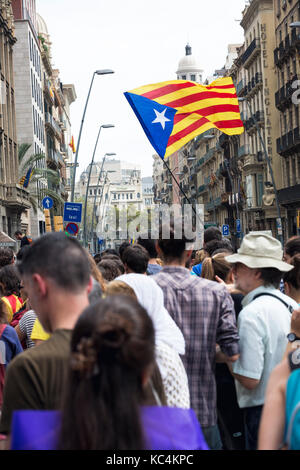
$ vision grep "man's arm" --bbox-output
[215,286,240,359]
[258,359,290,450]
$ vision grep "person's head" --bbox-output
[284,236,300,263]
[97,259,122,283]
[122,245,149,274]
[0,247,14,268]
[14,230,23,241]
[102,249,119,258]
[137,235,158,260]
[204,227,222,246]
[156,222,194,266]
[88,278,103,306]
[204,239,234,257]
[0,264,22,297]
[283,254,300,301]
[93,253,102,265]
[105,280,137,300]
[201,253,234,283]
[226,233,293,295]
[193,249,208,266]
[17,233,92,333]
[60,295,155,450]
[101,255,125,274]
[86,252,106,292]
[119,242,131,263]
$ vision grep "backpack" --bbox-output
[285,369,300,449]
[0,324,7,408]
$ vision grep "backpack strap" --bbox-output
[253,292,295,314]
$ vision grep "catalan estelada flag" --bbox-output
[124,77,244,160]
[19,167,33,188]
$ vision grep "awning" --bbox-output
[0,232,17,247]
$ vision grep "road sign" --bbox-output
[65,222,79,236]
[63,202,82,223]
[42,197,53,210]
[222,224,230,237]
[236,219,241,233]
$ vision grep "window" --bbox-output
[137,193,140,199]
[182,75,186,80]
[191,74,196,82]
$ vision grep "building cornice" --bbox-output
[241,0,273,30]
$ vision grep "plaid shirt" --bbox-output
[154,266,239,427]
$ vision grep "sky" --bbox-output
[36,0,246,180]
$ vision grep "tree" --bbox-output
[18,143,65,214]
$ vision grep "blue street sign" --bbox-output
[63,202,83,223]
[236,219,241,233]
[222,224,230,237]
[98,238,104,245]
[42,197,53,210]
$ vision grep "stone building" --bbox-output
[12,0,46,236]
[274,0,300,237]
[0,1,30,237]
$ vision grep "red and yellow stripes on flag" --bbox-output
[129,77,244,159]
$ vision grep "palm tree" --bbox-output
[18,143,65,214]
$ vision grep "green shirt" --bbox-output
[0,329,72,434]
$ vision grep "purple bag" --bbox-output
[11,407,209,450]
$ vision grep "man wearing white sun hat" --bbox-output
[225,232,298,450]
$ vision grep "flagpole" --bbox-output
[161,159,199,220]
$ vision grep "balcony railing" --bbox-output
[45,113,62,137]
[238,145,250,158]
[277,127,300,156]
[241,38,261,67]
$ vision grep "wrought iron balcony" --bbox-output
[45,113,62,138]
[241,38,261,68]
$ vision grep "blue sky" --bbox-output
[36,0,246,178]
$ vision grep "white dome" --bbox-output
[176,44,203,75]
[36,13,48,36]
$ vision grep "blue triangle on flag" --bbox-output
[124,92,177,159]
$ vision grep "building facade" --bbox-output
[274,0,300,237]
[0,1,30,237]
[12,0,46,237]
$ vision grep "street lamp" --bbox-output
[82,125,114,247]
[238,97,283,243]
[70,69,114,202]
[290,22,300,28]
[90,156,116,252]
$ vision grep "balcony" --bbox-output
[43,80,54,103]
[238,145,250,158]
[275,76,298,111]
[47,148,58,166]
[255,111,264,124]
[56,151,65,166]
[3,184,31,210]
[241,38,261,68]
[243,154,264,171]
[274,47,279,66]
[45,113,62,138]
[277,127,300,156]
[205,197,222,212]
[255,72,263,85]
[291,28,300,48]
[236,79,246,96]
[198,184,207,195]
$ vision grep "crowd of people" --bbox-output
[0,225,300,450]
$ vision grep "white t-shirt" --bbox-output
[232,286,298,409]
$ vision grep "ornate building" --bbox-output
[0,1,30,237]
[275,0,300,237]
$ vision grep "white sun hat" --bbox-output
[225,232,294,272]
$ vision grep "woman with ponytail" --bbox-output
[202,253,245,450]
[10,295,208,450]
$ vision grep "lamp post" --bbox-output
[238,97,283,244]
[90,154,116,251]
[70,69,114,202]
[82,125,114,248]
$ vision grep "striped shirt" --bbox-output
[19,310,36,349]
[154,266,239,427]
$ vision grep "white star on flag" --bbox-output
[152,108,171,130]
